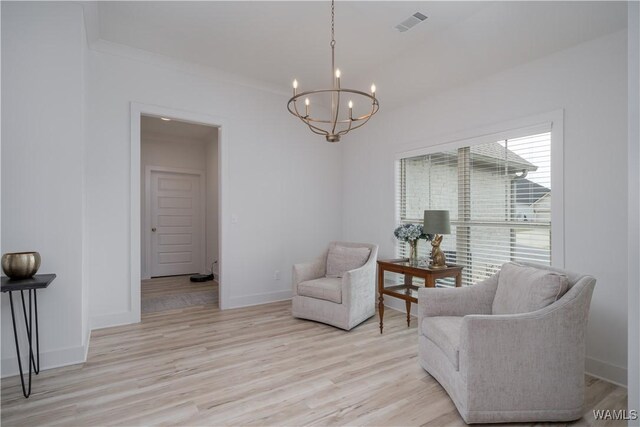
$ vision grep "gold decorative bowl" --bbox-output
[1,252,41,280]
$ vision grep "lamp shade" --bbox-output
[423,210,451,235]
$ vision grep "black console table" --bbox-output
[1,274,55,398]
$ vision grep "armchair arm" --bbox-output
[417,274,498,326]
[341,259,377,328]
[459,279,595,411]
[292,255,326,296]
[342,246,378,306]
[342,262,376,305]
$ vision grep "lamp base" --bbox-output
[428,263,448,270]
[429,233,447,269]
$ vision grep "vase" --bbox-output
[1,251,41,280]
[408,240,418,265]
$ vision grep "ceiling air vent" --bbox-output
[395,12,427,33]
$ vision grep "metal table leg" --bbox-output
[20,289,39,374]
[8,289,39,398]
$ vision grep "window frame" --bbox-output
[394,110,565,270]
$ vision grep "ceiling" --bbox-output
[141,115,217,141]
[95,1,627,106]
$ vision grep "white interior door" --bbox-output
[150,171,203,277]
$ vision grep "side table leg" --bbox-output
[404,274,413,327]
[20,290,38,374]
[378,266,384,334]
[378,294,384,334]
[405,299,411,327]
[34,290,40,373]
[9,292,32,398]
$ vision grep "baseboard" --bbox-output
[91,311,137,330]
[1,341,88,378]
[385,300,628,388]
[226,289,292,309]
[586,357,628,387]
[90,289,291,327]
[83,327,92,361]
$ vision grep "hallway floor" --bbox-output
[141,275,218,313]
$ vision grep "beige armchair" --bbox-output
[292,241,378,330]
[418,262,596,424]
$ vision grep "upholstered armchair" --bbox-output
[292,241,378,330]
[418,262,596,424]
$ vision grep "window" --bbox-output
[396,131,552,286]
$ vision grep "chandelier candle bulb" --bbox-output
[371,84,376,95]
[305,97,310,116]
[348,100,353,119]
[293,79,298,95]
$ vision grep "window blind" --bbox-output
[396,131,552,286]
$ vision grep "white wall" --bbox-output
[628,0,640,413]
[142,135,208,171]
[1,2,89,376]
[342,30,628,385]
[87,43,343,328]
[140,132,210,278]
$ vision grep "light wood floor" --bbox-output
[141,275,218,313]
[142,275,218,300]
[1,300,627,426]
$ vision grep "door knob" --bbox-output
[152,227,157,232]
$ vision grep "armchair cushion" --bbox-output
[421,316,463,370]
[326,245,371,278]
[297,277,342,304]
[493,262,570,315]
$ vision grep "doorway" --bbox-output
[139,114,220,314]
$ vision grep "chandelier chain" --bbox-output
[331,0,335,46]
[330,0,335,89]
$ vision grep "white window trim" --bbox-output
[394,109,564,268]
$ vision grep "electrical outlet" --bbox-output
[274,270,280,281]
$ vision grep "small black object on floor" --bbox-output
[190,273,214,282]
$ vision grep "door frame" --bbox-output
[144,166,206,279]
[131,102,229,323]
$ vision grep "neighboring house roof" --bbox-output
[515,178,550,205]
[471,143,537,172]
[533,192,551,207]
[409,142,538,172]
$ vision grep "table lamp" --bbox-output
[423,210,451,269]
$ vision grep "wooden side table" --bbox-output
[377,259,462,333]
[1,274,56,398]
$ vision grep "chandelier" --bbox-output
[287,0,379,143]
